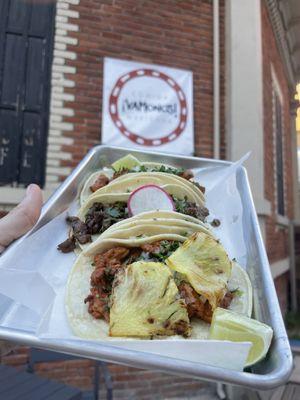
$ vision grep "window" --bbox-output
[0,0,55,188]
[272,68,285,216]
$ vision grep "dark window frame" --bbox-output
[272,77,285,216]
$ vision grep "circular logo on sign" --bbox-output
[109,69,187,146]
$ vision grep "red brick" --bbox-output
[57,0,221,164]
[262,3,293,264]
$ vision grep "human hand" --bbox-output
[0,184,43,254]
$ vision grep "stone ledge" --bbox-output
[50,114,63,123]
[255,197,272,216]
[56,29,67,36]
[47,151,72,161]
[0,188,53,205]
[52,57,65,66]
[271,257,290,279]
[54,49,77,60]
[51,78,76,88]
[48,135,74,145]
[61,0,80,4]
[50,100,64,108]
[51,92,75,101]
[52,64,76,74]
[46,166,71,175]
[56,2,69,10]
[55,15,68,24]
[56,36,78,45]
[49,121,74,131]
[56,22,79,32]
[54,42,67,51]
[50,106,74,116]
[276,214,290,227]
[57,8,79,18]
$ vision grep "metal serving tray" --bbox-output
[0,145,293,390]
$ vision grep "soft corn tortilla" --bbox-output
[82,211,213,254]
[100,218,213,240]
[77,208,211,252]
[66,232,252,341]
[79,172,205,222]
[101,210,211,234]
[80,161,189,205]
[93,172,205,204]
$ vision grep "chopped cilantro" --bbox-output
[85,201,129,235]
[172,196,188,214]
[135,241,180,263]
[230,288,243,297]
[152,165,185,175]
[173,271,184,286]
[106,207,122,218]
[126,164,185,176]
[171,195,209,222]
[127,165,147,173]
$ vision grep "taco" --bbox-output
[65,227,252,340]
[57,200,212,253]
[80,154,205,205]
[58,171,209,253]
[84,172,205,205]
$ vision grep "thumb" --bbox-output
[0,184,43,252]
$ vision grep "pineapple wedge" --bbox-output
[166,232,232,310]
[109,261,191,337]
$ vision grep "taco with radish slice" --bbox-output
[80,154,205,205]
[65,229,253,341]
[58,180,210,253]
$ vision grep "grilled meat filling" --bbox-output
[57,202,129,252]
[172,196,209,222]
[57,236,76,253]
[84,246,140,320]
[179,282,233,323]
[89,173,109,192]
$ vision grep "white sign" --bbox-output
[102,58,194,154]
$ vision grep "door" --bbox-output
[0,0,55,188]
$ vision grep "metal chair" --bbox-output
[0,364,82,400]
[27,348,113,400]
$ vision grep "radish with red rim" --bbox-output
[128,185,175,216]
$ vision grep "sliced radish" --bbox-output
[128,184,175,216]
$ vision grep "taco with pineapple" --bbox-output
[65,218,252,341]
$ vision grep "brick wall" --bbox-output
[1,347,212,400]
[52,0,225,178]
[261,3,293,265]
[219,0,226,160]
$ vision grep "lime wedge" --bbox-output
[228,262,253,317]
[209,308,273,367]
[111,154,141,171]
